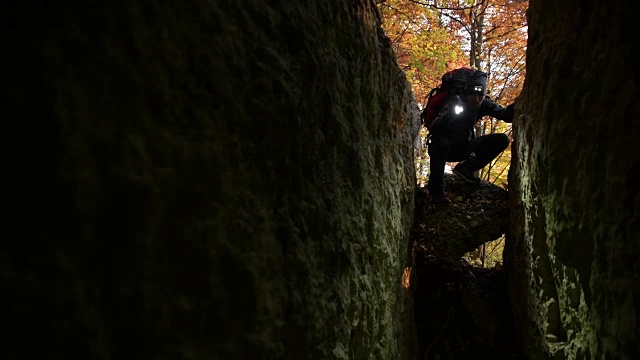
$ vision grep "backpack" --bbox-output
[420,67,486,130]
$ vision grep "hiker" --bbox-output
[426,69,514,205]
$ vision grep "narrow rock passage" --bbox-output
[411,175,523,359]
[412,253,523,359]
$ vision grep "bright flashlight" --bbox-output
[454,105,464,114]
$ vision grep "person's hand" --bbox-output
[506,103,515,123]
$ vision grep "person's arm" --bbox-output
[480,97,514,123]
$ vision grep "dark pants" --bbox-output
[427,133,510,195]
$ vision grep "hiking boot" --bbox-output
[453,163,481,184]
[431,193,451,205]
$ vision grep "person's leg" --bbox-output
[468,133,510,170]
[427,136,451,204]
[453,133,509,183]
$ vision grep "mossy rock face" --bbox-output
[7,1,419,359]
[505,0,640,358]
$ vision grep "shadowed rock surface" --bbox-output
[506,1,640,358]
[7,1,418,359]
[413,174,509,260]
[5,0,640,359]
[412,253,522,360]
[411,175,519,359]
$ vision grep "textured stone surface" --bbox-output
[505,0,640,359]
[413,254,523,360]
[7,1,419,359]
[414,174,509,260]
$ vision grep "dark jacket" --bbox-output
[429,95,513,144]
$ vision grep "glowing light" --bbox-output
[454,105,464,114]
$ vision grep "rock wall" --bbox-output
[7,1,419,359]
[506,0,640,359]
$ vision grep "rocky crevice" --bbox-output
[411,174,522,359]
